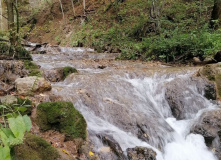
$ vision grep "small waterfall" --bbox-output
[31,45,218,160]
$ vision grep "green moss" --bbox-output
[200,65,216,81]
[36,101,87,140]
[215,74,221,98]
[63,66,78,79]
[13,133,60,160]
[24,60,42,77]
[24,60,39,70]
[28,69,42,77]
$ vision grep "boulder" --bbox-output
[165,77,215,119]
[0,95,17,105]
[126,146,157,160]
[0,60,28,84]
[200,63,221,99]
[43,68,64,82]
[15,76,51,95]
[191,109,221,158]
[43,67,77,82]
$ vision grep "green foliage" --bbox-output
[13,133,60,160]
[15,98,33,115]
[0,42,32,60]
[67,0,220,62]
[0,104,31,160]
[63,66,78,79]
[36,101,87,140]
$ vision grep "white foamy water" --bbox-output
[31,46,218,160]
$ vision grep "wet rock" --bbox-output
[43,67,77,82]
[200,63,221,99]
[191,109,221,158]
[165,77,213,119]
[0,95,17,105]
[204,83,216,100]
[15,76,51,95]
[97,134,126,160]
[0,60,28,84]
[126,146,156,160]
[43,68,64,82]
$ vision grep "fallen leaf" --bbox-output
[62,149,70,155]
[89,151,94,157]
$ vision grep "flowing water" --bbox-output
[31,45,219,160]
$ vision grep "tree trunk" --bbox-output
[6,0,16,45]
[211,0,221,28]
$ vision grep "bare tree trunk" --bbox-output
[71,0,76,16]
[59,0,65,20]
[83,0,85,15]
[211,0,221,28]
[6,0,16,45]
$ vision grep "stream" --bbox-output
[31,45,219,160]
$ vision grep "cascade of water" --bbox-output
[31,46,218,160]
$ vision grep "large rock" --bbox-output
[165,77,215,120]
[15,76,51,95]
[200,63,221,99]
[0,60,28,84]
[43,67,77,82]
[0,95,17,105]
[191,109,221,158]
[43,68,64,82]
[126,146,156,160]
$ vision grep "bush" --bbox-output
[36,101,87,140]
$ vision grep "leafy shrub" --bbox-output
[0,104,32,160]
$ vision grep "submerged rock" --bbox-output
[15,76,51,95]
[126,146,156,160]
[191,109,221,158]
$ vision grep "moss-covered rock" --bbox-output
[13,133,60,160]
[200,63,221,100]
[24,60,42,77]
[36,101,87,140]
[63,66,77,79]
